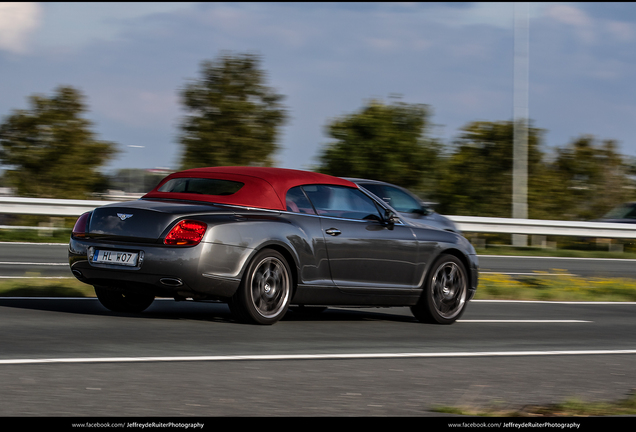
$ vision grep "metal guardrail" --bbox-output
[2,196,636,239]
[0,196,120,216]
[447,215,636,239]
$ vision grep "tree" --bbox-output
[317,100,442,193]
[178,52,287,169]
[435,121,635,221]
[0,86,117,199]
[551,136,633,220]
[434,120,546,218]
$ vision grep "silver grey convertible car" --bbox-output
[69,167,478,325]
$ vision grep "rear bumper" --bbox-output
[69,237,249,299]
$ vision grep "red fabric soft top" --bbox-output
[142,166,357,211]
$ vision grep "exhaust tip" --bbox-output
[72,269,83,278]
[160,277,183,287]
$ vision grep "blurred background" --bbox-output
[2,2,636,249]
[3,6,636,417]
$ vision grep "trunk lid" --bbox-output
[87,199,233,242]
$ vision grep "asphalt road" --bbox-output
[0,242,71,278]
[0,298,635,416]
[3,242,636,279]
[479,254,636,278]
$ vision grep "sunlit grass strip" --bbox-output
[475,272,636,302]
[433,393,636,416]
[0,229,71,244]
[0,277,95,297]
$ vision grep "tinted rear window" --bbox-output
[158,178,244,195]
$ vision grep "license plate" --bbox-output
[92,249,138,266]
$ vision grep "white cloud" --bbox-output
[544,4,596,44]
[542,3,636,45]
[544,4,592,27]
[28,2,196,50]
[605,20,635,42]
[0,2,41,53]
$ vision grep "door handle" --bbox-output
[325,228,341,236]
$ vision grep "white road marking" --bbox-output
[0,262,67,266]
[0,242,67,246]
[1,349,635,365]
[0,276,72,279]
[473,300,636,304]
[458,320,591,323]
[0,296,94,299]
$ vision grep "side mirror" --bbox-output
[384,209,400,229]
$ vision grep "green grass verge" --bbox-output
[433,393,636,416]
[476,272,636,302]
[0,278,95,297]
[0,229,72,244]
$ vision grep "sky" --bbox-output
[1,2,636,174]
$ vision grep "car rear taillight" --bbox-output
[72,211,91,238]
[164,220,207,246]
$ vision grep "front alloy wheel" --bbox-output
[230,249,292,325]
[411,254,468,324]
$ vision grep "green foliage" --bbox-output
[317,109,634,221]
[552,136,632,220]
[0,278,95,297]
[433,121,635,221]
[433,393,636,417]
[476,272,636,302]
[0,86,117,199]
[434,120,545,218]
[178,52,287,169]
[317,99,442,192]
[0,228,72,243]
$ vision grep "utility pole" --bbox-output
[513,2,529,247]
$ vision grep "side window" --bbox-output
[382,186,423,213]
[285,186,316,214]
[302,185,383,221]
[359,183,388,204]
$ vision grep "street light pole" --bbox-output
[513,2,529,247]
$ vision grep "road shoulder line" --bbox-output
[2,349,636,365]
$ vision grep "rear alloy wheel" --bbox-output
[411,254,468,324]
[94,286,155,313]
[230,249,292,325]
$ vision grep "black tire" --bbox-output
[229,249,293,325]
[411,254,468,324]
[94,286,155,313]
